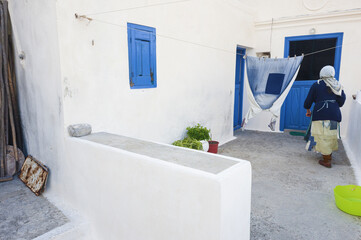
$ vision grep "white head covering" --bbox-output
[318,65,343,96]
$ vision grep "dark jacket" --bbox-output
[304,80,346,122]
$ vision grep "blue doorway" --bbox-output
[280,33,343,131]
[234,47,246,130]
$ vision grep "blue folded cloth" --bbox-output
[265,73,285,95]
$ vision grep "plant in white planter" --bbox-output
[186,124,211,152]
[186,124,220,153]
[172,137,203,150]
[186,124,211,141]
[172,124,218,153]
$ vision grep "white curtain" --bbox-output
[242,56,303,130]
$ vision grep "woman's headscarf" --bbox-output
[318,65,343,96]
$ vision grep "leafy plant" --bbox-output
[172,137,203,150]
[172,124,212,151]
[186,124,211,141]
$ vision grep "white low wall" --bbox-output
[344,98,361,184]
[60,133,252,240]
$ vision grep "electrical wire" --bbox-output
[81,0,191,16]
[79,16,356,59]
[270,18,273,56]
[303,45,342,57]
[90,18,243,56]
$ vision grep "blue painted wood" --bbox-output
[127,23,157,89]
[265,73,285,94]
[234,47,246,130]
[280,32,343,131]
[283,81,314,130]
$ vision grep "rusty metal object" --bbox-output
[19,156,49,196]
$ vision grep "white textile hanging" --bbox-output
[242,56,303,130]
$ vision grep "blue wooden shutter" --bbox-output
[127,23,157,89]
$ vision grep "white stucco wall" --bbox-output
[244,4,361,136]
[343,98,361,185]
[8,0,65,193]
[55,0,256,145]
[255,0,361,22]
[7,1,255,238]
[10,1,361,238]
[62,136,251,240]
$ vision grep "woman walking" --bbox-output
[304,65,346,168]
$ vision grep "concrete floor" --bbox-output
[0,177,68,240]
[219,130,361,240]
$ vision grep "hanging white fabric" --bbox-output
[242,56,303,130]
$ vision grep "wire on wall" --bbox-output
[75,13,357,59]
[270,18,274,57]
[80,0,192,16]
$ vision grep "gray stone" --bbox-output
[68,124,92,137]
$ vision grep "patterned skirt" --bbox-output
[306,120,339,155]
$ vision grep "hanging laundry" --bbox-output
[242,56,303,130]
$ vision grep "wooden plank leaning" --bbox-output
[1,1,17,163]
[0,3,5,178]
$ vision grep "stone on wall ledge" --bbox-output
[68,124,92,137]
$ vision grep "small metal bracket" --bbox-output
[150,71,154,83]
[19,51,25,60]
[74,13,93,21]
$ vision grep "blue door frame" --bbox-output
[280,32,343,131]
[234,47,246,130]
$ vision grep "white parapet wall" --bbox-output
[344,98,361,185]
[60,133,251,240]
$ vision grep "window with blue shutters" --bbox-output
[127,23,157,89]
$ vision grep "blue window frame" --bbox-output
[283,32,343,80]
[127,23,157,89]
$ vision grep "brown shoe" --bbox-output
[319,154,332,168]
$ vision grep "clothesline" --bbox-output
[75,15,356,59]
[81,0,191,16]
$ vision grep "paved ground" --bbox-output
[0,177,68,240]
[219,130,361,240]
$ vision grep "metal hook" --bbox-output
[75,13,93,21]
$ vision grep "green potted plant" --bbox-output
[186,124,219,153]
[207,139,219,154]
[172,124,218,153]
[185,124,208,151]
[186,124,211,141]
[172,137,203,150]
